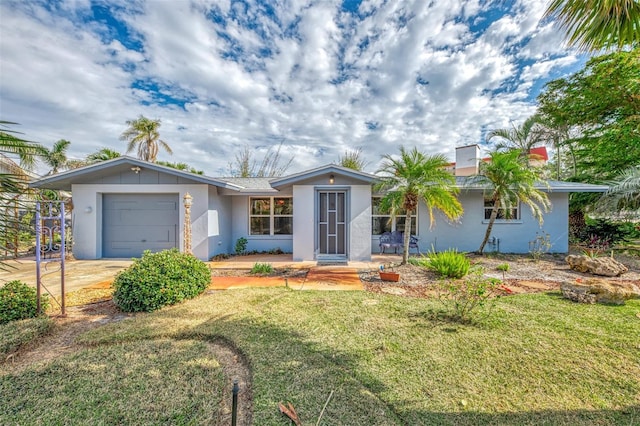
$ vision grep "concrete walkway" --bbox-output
[1,253,402,295]
[209,266,364,291]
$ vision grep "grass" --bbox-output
[2,289,640,425]
[0,316,54,359]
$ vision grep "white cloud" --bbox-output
[0,0,584,176]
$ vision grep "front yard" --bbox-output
[2,287,639,425]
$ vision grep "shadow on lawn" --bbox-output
[172,311,640,426]
[395,406,640,426]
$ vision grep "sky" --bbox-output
[0,0,585,176]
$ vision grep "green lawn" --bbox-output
[2,289,639,425]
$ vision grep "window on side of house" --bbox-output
[371,197,417,235]
[483,197,519,221]
[250,197,293,235]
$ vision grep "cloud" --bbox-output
[0,0,584,175]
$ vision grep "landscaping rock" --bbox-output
[561,279,640,305]
[565,255,629,277]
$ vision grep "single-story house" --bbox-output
[30,146,607,261]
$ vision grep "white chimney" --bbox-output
[455,145,480,176]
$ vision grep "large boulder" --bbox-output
[565,255,629,277]
[561,279,640,305]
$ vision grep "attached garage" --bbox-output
[102,193,179,258]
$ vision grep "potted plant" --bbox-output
[379,264,400,282]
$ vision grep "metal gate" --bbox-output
[35,201,67,315]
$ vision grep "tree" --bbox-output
[338,148,368,171]
[544,0,640,52]
[120,116,172,162]
[487,115,545,159]
[600,166,640,211]
[228,142,292,177]
[537,50,640,183]
[41,139,71,175]
[375,147,463,264]
[0,121,46,265]
[0,121,46,171]
[156,161,204,175]
[468,150,551,254]
[86,148,121,163]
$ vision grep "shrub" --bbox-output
[496,263,510,272]
[408,256,430,268]
[528,231,552,261]
[234,237,248,255]
[496,263,510,279]
[436,267,501,322]
[425,249,470,279]
[579,219,637,246]
[113,249,211,312]
[250,262,273,275]
[0,280,49,324]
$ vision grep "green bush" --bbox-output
[408,256,430,268]
[436,267,501,322]
[113,249,211,312]
[579,219,638,245]
[425,249,470,279]
[250,262,273,274]
[234,237,248,254]
[0,280,48,324]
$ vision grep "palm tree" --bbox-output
[0,121,47,171]
[338,148,368,171]
[120,116,172,162]
[375,147,463,264]
[601,165,640,211]
[487,115,545,159]
[42,139,71,175]
[0,121,47,264]
[468,150,551,254]
[544,0,640,52]
[156,160,204,175]
[86,148,121,163]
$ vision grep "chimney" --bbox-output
[455,145,480,176]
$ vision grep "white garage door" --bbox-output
[102,193,179,258]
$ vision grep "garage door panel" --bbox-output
[105,209,178,226]
[105,242,176,257]
[106,225,176,242]
[103,194,179,258]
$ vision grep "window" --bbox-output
[250,197,293,235]
[483,198,519,220]
[371,197,417,235]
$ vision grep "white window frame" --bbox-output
[371,196,418,235]
[483,197,521,222]
[249,197,293,236]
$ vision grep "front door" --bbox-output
[317,191,347,256]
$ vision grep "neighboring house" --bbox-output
[30,149,606,261]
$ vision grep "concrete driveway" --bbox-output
[0,258,133,297]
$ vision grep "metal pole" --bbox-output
[13,200,18,258]
[231,379,239,426]
[35,202,41,314]
[60,201,66,317]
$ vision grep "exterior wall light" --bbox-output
[84,206,93,213]
[329,174,335,184]
[131,166,141,173]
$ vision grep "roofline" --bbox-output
[29,156,243,190]
[270,164,378,187]
[460,179,608,193]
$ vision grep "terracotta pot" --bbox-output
[379,271,400,282]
